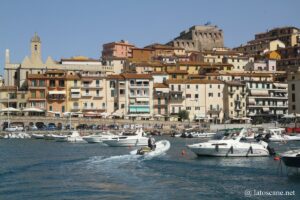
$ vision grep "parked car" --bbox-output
[47,123,57,131]
[76,124,88,130]
[36,122,46,130]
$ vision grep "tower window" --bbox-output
[34,45,37,51]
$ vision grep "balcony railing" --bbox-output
[47,95,65,101]
[71,94,81,98]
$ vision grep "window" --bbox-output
[292,84,295,91]
[171,85,174,91]
[196,85,199,90]
[49,80,55,87]
[121,104,124,109]
[49,105,52,111]
[111,90,115,97]
[218,85,220,89]
[96,90,100,96]
[62,106,65,113]
[110,81,115,88]
[40,91,45,98]
[32,80,37,86]
[218,93,221,97]
[186,107,191,110]
[85,89,89,95]
[292,93,295,102]
[34,45,37,51]
[84,102,87,108]
[208,93,213,97]
[31,91,36,98]
[230,102,233,107]
[59,80,65,87]
[186,94,191,98]
[39,80,45,86]
[91,103,94,108]
[187,85,190,89]
[292,105,296,110]
[178,85,181,91]
[120,89,125,95]
[102,103,106,108]
[74,80,78,87]
[195,107,200,110]
[209,84,212,88]
[96,80,100,87]
[195,94,199,98]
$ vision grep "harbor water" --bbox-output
[0,137,299,199]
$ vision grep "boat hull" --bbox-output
[282,157,300,168]
[188,144,269,157]
[103,138,148,147]
[130,140,171,157]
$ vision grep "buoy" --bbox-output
[274,156,280,161]
[181,149,186,156]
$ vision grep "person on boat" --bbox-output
[148,135,156,150]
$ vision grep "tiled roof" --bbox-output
[167,79,223,84]
[154,83,169,88]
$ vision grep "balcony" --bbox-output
[47,94,66,101]
[169,91,185,101]
[82,93,92,97]
[29,84,46,89]
[71,94,81,99]
[129,94,150,98]
[82,107,105,112]
[207,108,222,114]
[94,94,103,98]
[71,106,80,111]
[228,90,235,95]
[130,84,150,88]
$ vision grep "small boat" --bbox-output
[44,134,56,140]
[267,128,300,142]
[187,128,273,157]
[5,126,24,132]
[102,128,148,147]
[281,149,300,168]
[130,140,171,157]
[82,132,114,143]
[58,131,85,143]
[31,133,44,139]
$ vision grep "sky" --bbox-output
[0,0,300,74]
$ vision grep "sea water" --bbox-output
[0,137,299,200]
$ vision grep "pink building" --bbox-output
[102,40,135,59]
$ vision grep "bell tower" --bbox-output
[31,32,41,61]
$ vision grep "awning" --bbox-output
[248,99,256,105]
[0,107,20,112]
[23,107,44,112]
[251,90,269,96]
[49,91,66,95]
[71,89,81,92]
[273,83,287,88]
[136,97,149,102]
[262,107,270,112]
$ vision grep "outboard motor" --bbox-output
[267,145,276,156]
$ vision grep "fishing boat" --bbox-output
[130,140,171,157]
[31,133,45,139]
[102,128,148,147]
[281,149,300,168]
[187,128,272,157]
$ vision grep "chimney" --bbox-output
[5,49,10,64]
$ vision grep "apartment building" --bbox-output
[288,70,300,114]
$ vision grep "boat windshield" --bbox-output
[212,129,243,140]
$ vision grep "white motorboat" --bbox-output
[5,126,24,132]
[187,128,272,157]
[31,133,44,139]
[267,128,300,142]
[82,132,114,143]
[281,149,300,168]
[130,140,171,157]
[57,131,85,143]
[44,134,56,140]
[102,128,148,147]
[3,132,30,139]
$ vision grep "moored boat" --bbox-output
[281,149,300,168]
[187,128,273,157]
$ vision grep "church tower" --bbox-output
[31,32,41,61]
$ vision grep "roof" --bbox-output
[151,71,168,75]
[31,32,41,43]
[144,43,184,50]
[167,70,188,74]
[178,61,234,67]
[107,75,125,80]
[122,73,153,79]
[45,70,66,74]
[225,81,245,86]
[154,83,169,88]
[103,40,135,47]
[167,79,223,84]
[0,86,17,91]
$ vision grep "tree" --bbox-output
[178,110,189,121]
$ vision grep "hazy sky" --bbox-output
[0,0,299,73]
